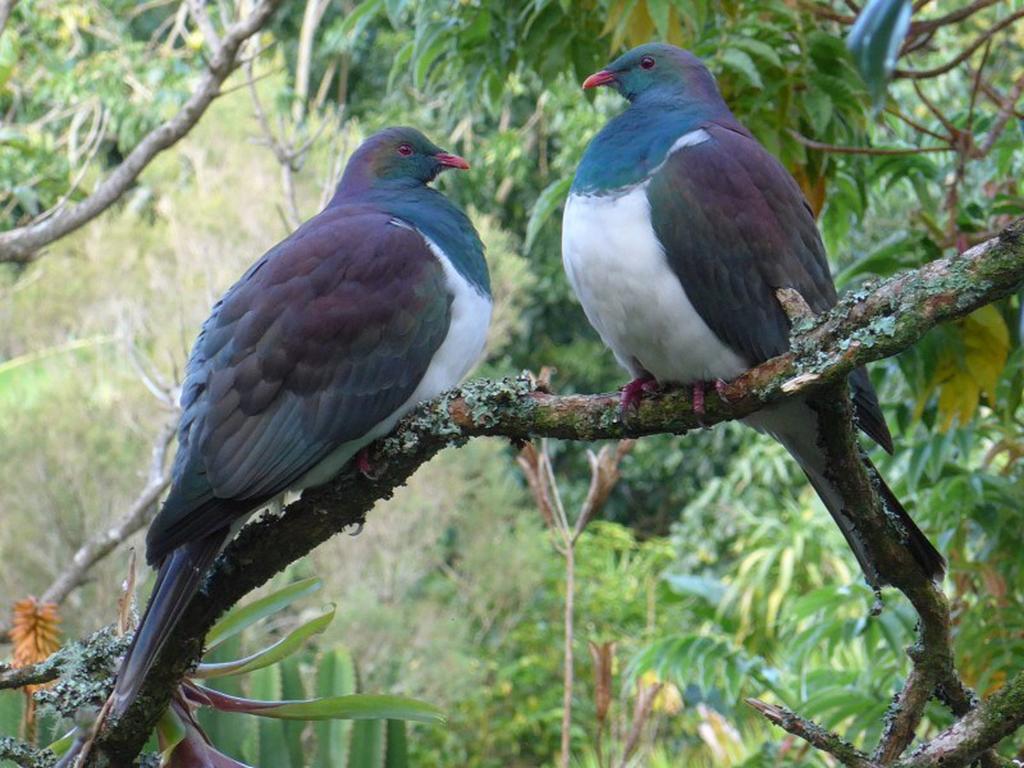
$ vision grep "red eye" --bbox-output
[640,55,655,70]
[397,143,414,156]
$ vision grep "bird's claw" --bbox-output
[692,381,706,418]
[355,448,380,480]
[714,378,734,403]
[620,375,657,412]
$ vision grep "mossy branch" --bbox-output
[26,217,1024,765]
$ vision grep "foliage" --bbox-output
[2,0,1023,765]
[0,0,199,230]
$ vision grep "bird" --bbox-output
[110,126,492,717]
[561,43,944,585]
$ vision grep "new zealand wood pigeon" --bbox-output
[561,43,943,584]
[111,126,492,716]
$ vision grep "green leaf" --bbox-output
[645,0,671,39]
[205,577,323,652]
[197,605,335,678]
[45,728,77,757]
[315,648,357,768]
[846,0,912,107]
[384,720,409,768]
[0,691,23,737]
[719,48,763,90]
[349,719,385,768]
[198,634,252,759]
[731,37,783,70]
[525,176,571,251]
[252,666,291,768]
[662,573,726,605]
[384,0,407,27]
[413,26,449,89]
[193,686,445,725]
[804,88,833,136]
[280,656,307,767]
[337,0,386,45]
[251,694,445,725]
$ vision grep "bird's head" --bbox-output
[582,43,720,105]
[342,127,469,190]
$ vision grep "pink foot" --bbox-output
[355,448,378,479]
[692,381,706,417]
[620,375,657,412]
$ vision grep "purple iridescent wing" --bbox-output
[647,122,891,450]
[147,207,451,563]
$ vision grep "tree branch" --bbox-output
[0,0,17,40]
[65,217,1024,764]
[0,419,176,643]
[906,0,1001,36]
[894,10,1024,79]
[897,669,1024,767]
[40,420,176,607]
[747,699,880,768]
[0,0,284,264]
[788,130,951,156]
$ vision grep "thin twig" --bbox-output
[979,74,1024,156]
[895,10,1024,79]
[618,683,661,768]
[911,80,959,139]
[747,699,880,768]
[187,0,220,50]
[0,0,284,264]
[28,108,110,228]
[789,129,951,156]
[40,420,176,607]
[0,0,17,38]
[907,0,1000,35]
[883,107,949,143]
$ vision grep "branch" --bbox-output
[0,420,176,643]
[746,699,880,768]
[906,0,1000,35]
[0,0,17,39]
[894,9,1024,79]
[76,218,1024,765]
[897,669,1024,767]
[0,0,284,264]
[978,73,1024,156]
[788,130,951,156]
[40,420,176,607]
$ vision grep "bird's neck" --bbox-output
[337,183,490,296]
[572,94,734,195]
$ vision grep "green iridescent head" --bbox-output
[583,43,721,104]
[340,127,469,190]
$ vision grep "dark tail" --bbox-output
[863,458,945,579]
[745,399,945,587]
[110,533,226,718]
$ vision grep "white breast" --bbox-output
[294,230,491,490]
[562,180,747,385]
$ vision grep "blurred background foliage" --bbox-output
[1,0,1023,765]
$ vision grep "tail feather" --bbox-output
[110,533,226,718]
[864,458,945,580]
[745,399,945,587]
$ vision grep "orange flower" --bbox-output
[10,597,61,686]
[9,597,60,743]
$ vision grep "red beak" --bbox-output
[435,152,470,170]
[582,70,617,89]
